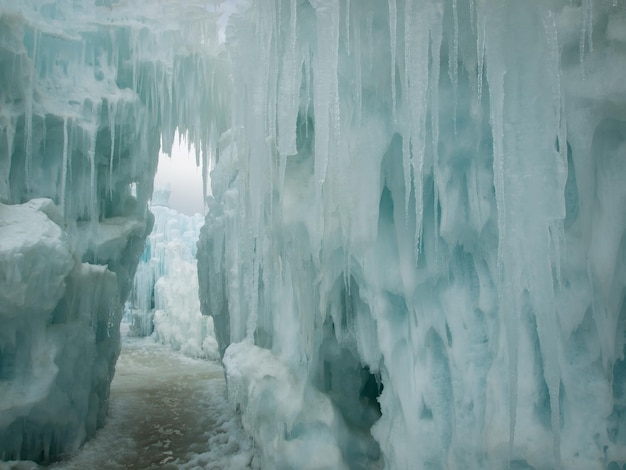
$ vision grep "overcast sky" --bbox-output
[153,133,206,216]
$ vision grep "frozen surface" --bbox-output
[197,1,626,469]
[0,330,257,470]
[2,0,626,468]
[0,199,122,462]
[0,0,226,463]
[127,191,218,359]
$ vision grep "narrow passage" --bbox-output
[50,325,256,470]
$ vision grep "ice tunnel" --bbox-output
[2,0,626,469]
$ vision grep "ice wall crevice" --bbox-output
[197,1,626,469]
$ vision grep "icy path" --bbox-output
[50,329,257,470]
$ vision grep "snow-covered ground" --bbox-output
[1,323,257,470]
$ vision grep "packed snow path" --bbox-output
[48,327,256,470]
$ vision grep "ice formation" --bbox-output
[1,0,626,468]
[0,0,226,462]
[197,1,626,469]
[127,188,218,360]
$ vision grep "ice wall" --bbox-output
[197,1,626,468]
[0,0,226,462]
[127,193,218,359]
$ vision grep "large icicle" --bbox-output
[430,0,443,249]
[109,101,116,199]
[388,0,397,121]
[276,0,300,158]
[403,0,431,257]
[60,117,69,215]
[311,0,341,198]
[481,3,517,458]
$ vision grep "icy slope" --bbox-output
[0,0,226,462]
[197,1,626,469]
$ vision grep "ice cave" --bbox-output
[1,0,626,469]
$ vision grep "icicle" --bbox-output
[482,3,515,455]
[311,0,340,198]
[354,20,362,132]
[345,0,351,56]
[42,114,47,158]
[579,0,593,63]
[279,152,287,195]
[131,30,138,91]
[402,1,412,223]
[24,92,33,197]
[277,0,282,43]
[291,0,298,68]
[430,3,443,253]
[88,124,98,227]
[388,0,397,122]
[109,101,115,200]
[304,52,311,138]
[477,19,486,106]
[60,117,69,215]
[542,16,566,465]
[266,2,279,153]
[3,122,15,200]
[202,141,209,215]
[207,122,217,200]
[449,0,459,130]
[543,11,567,289]
[367,12,374,71]
[404,0,430,257]
[24,28,38,198]
[277,0,300,157]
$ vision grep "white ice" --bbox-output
[2,0,626,469]
[127,188,218,360]
[0,0,226,462]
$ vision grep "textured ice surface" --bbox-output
[2,0,626,468]
[0,199,122,462]
[127,191,218,359]
[196,1,626,469]
[0,0,226,462]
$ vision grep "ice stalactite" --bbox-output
[388,0,397,122]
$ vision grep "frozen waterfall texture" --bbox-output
[0,0,228,463]
[127,196,219,360]
[1,0,626,468]
[196,0,626,469]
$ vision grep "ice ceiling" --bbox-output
[1,0,626,469]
